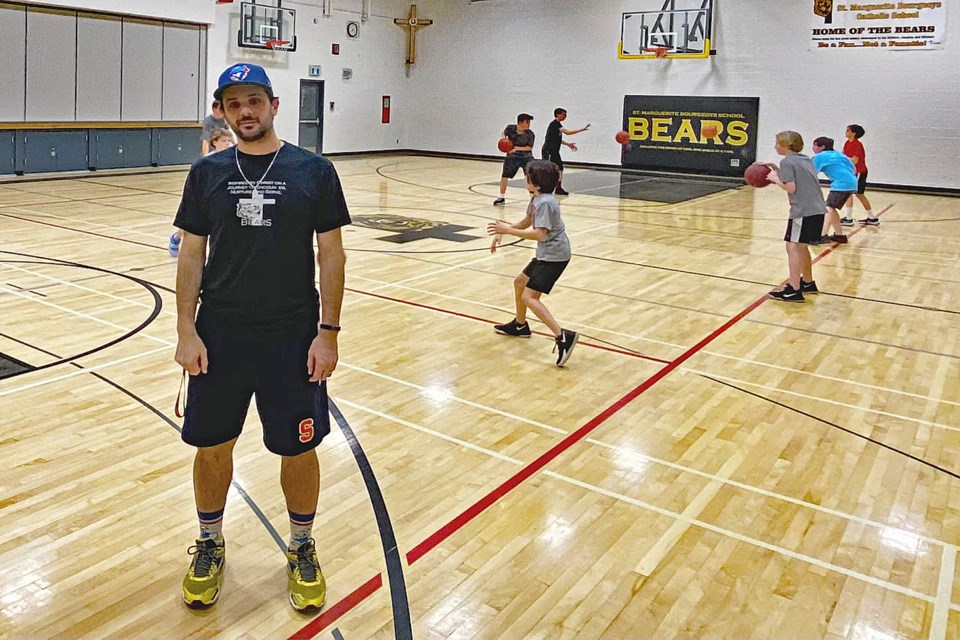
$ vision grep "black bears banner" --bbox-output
[621,95,760,177]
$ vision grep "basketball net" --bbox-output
[265,39,292,53]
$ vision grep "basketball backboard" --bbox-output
[238,1,297,51]
[619,0,714,59]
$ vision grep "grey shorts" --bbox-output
[826,190,855,209]
[502,153,533,179]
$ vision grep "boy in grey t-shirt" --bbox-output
[766,131,827,302]
[487,160,578,367]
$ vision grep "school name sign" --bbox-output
[811,1,946,50]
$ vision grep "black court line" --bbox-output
[702,374,960,481]
[0,329,288,553]
[328,400,412,640]
[0,256,164,377]
[1,252,412,616]
[0,351,35,380]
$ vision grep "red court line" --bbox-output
[290,203,896,638]
[290,204,893,640]
[288,574,383,640]
[406,291,768,564]
[345,287,670,364]
[0,212,164,252]
[291,291,769,640]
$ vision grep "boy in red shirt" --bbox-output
[842,124,878,226]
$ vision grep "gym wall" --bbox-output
[405,0,960,191]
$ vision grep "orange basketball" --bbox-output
[744,162,772,188]
[701,124,719,138]
[498,137,514,153]
[615,130,630,145]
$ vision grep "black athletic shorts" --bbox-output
[541,146,563,171]
[856,171,868,194]
[502,153,533,179]
[784,214,825,245]
[182,310,330,456]
[826,190,855,209]
[522,258,569,294]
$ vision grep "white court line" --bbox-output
[334,397,519,463]
[930,545,957,640]
[0,263,177,317]
[346,274,960,408]
[11,206,167,241]
[0,345,171,398]
[545,471,935,604]
[338,361,955,549]
[0,284,172,347]
[336,395,938,605]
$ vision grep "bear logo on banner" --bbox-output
[814,0,833,23]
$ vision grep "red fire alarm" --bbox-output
[381,96,390,124]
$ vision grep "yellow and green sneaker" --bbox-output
[182,538,225,608]
[286,538,326,612]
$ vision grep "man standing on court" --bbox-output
[174,63,350,612]
[541,108,590,196]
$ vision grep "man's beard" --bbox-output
[231,118,272,142]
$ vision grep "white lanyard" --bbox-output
[235,143,283,198]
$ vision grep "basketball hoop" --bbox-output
[265,39,292,53]
[643,47,670,58]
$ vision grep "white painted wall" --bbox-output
[206,0,418,154]
[47,0,944,188]
[16,0,214,23]
[404,0,960,190]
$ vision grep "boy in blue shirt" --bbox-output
[811,136,857,244]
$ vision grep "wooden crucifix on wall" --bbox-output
[394,4,433,65]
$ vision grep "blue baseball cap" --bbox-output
[214,63,274,101]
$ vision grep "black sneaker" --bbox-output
[768,284,805,302]
[840,216,855,226]
[799,279,819,294]
[829,234,848,244]
[494,319,531,338]
[859,217,880,226]
[555,187,570,196]
[553,329,579,367]
[493,197,506,206]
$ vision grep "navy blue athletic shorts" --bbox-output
[182,310,330,456]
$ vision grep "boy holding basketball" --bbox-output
[493,113,535,206]
[811,136,856,244]
[487,160,579,367]
[766,131,826,302]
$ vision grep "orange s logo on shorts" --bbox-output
[298,418,315,443]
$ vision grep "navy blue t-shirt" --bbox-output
[174,143,351,328]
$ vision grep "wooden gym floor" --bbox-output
[1,155,959,639]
